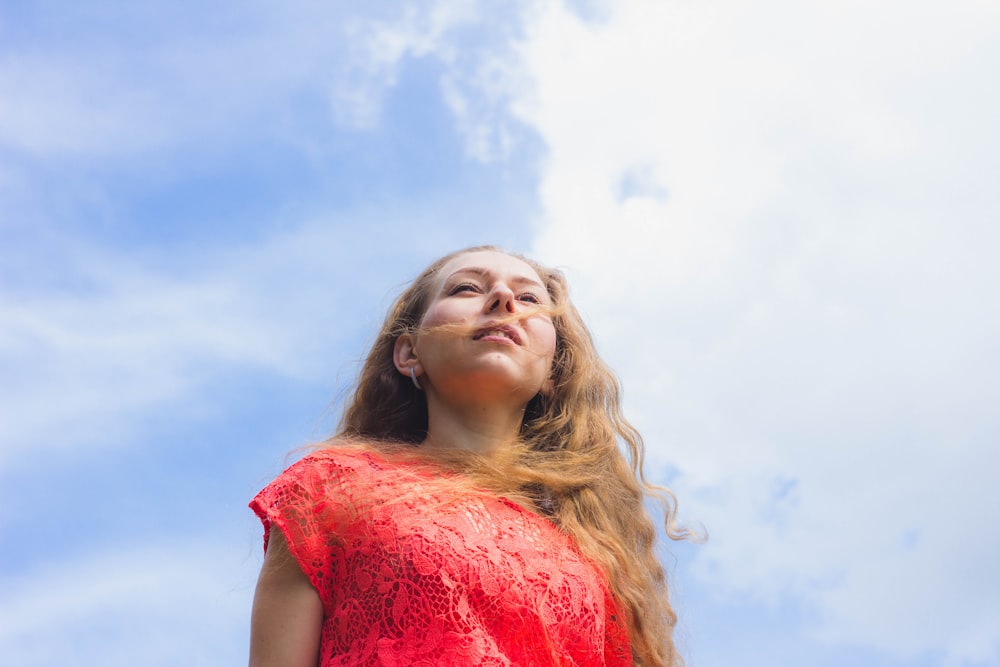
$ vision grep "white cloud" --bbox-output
[506,0,1000,664]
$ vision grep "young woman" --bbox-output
[249,247,686,667]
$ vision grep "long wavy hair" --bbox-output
[336,246,688,667]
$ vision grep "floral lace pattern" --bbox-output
[251,448,631,667]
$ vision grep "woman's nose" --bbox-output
[486,284,516,313]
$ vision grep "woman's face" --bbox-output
[411,250,557,408]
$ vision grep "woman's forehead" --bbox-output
[436,250,545,285]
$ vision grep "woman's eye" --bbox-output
[518,293,541,304]
[450,282,481,295]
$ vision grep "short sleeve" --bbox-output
[249,451,360,611]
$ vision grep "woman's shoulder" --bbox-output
[284,438,436,487]
[253,440,422,515]
[299,440,381,466]
[301,438,419,469]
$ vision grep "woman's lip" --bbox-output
[472,322,522,345]
[477,334,517,344]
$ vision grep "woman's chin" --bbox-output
[432,371,544,408]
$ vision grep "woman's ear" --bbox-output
[393,334,422,380]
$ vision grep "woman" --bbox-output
[249,247,686,667]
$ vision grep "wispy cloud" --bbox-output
[334,0,537,160]
[0,536,254,667]
[0,2,471,162]
[0,219,420,468]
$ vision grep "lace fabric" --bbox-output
[251,447,631,667]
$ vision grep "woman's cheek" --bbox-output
[535,320,557,357]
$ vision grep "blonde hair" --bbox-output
[336,246,687,667]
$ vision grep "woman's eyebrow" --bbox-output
[445,267,545,288]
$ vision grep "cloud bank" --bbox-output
[511,1,1000,664]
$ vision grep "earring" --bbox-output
[410,366,422,391]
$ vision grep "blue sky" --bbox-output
[2,1,998,666]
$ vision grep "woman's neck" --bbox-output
[421,399,525,459]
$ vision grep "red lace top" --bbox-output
[251,447,632,667]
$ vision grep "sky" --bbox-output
[1,1,998,666]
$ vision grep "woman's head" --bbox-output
[338,245,600,446]
[393,250,557,413]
